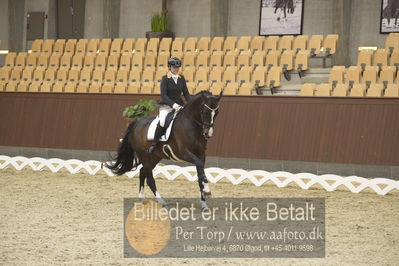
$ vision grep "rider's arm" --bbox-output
[181,75,191,103]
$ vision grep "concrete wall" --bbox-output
[0,0,9,50]
[84,0,104,38]
[227,0,260,36]
[119,0,162,38]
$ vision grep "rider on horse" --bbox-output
[148,57,191,154]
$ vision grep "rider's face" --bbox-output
[170,66,180,75]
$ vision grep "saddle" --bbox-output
[147,111,178,141]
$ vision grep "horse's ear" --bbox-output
[217,90,223,101]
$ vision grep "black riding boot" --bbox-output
[148,124,164,154]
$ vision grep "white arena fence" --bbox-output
[0,155,398,196]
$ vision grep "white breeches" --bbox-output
[159,105,173,127]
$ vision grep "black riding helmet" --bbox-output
[168,57,182,68]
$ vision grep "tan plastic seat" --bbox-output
[196,81,211,92]
[209,66,223,85]
[98,39,111,55]
[384,83,399,97]
[127,69,141,94]
[26,68,45,92]
[197,37,210,52]
[47,54,61,71]
[59,54,72,70]
[26,53,38,68]
[278,35,294,51]
[280,50,294,71]
[76,68,91,93]
[252,66,267,87]
[266,66,282,88]
[52,69,68,92]
[385,33,399,52]
[37,54,49,69]
[71,54,84,70]
[87,39,100,55]
[223,66,237,85]
[0,67,11,90]
[5,68,22,92]
[182,67,195,84]
[195,67,209,84]
[42,39,55,54]
[196,51,210,68]
[329,66,345,85]
[223,51,236,68]
[146,38,160,54]
[140,81,154,94]
[171,38,184,54]
[362,66,378,85]
[142,68,154,85]
[131,52,144,70]
[238,83,252,95]
[144,53,156,67]
[114,69,128,93]
[224,82,239,95]
[14,52,27,70]
[184,37,197,53]
[186,81,196,94]
[308,35,323,56]
[332,83,349,96]
[122,38,135,54]
[183,52,196,68]
[94,54,107,70]
[349,83,366,97]
[347,66,362,85]
[88,69,104,93]
[300,83,316,96]
[265,50,280,70]
[101,69,116,93]
[110,38,123,55]
[223,36,237,53]
[357,49,373,70]
[210,82,223,95]
[4,52,16,67]
[75,39,88,54]
[53,39,66,54]
[31,39,43,54]
[64,39,77,54]
[119,53,131,70]
[264,36,279,51]
[251,51,266,68]
[314,83,332,96]
[323,34,339,55]
[237,51,251,68]
[295,50,310,72]
[16,68,34,92]
[64,69,80,93]
[157,53,169,69]
[236,36,251,52]
[237,66,251,85]
[366,83,383,97]
[390,50,399,67]
[250,36,264,52]
[134,38,147,53]
[374,49,389,69]
[293,35,308,53]
[82,54,95,70]
[380,66,396,86]
[159,38,172,53]
[107,54,120,70]
[210,37,224,52]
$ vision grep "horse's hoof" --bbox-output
[202,207,210,213]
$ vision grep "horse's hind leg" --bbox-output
[138,168,146,199]
[146,169,167,207]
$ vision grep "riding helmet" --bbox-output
[168,57,182,68]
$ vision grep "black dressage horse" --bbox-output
[107,91,222,210]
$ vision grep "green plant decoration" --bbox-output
[151,11,168,32]
[123,99,157,120]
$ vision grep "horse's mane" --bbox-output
[182,90,214,114]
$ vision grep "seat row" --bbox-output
[27,34,339,57]
[357,49,399,69]
[0,66,285,95]
[329,65,399,87]
[301,82,399,97]
[3,49,310,73]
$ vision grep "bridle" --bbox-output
[195,103,219,139]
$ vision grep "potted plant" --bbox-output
[123,99,157,126]
[145,10,174,39]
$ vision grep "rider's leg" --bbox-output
[148,105,169,153]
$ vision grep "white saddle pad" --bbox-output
[147,113,178,141]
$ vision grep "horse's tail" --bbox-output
[106,121,140,175]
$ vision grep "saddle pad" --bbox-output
[147,112,178,141]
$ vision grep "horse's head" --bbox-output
[199,90,223,139]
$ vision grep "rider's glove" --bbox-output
[172,103,183,112]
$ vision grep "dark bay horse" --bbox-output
[107,91,222,210]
